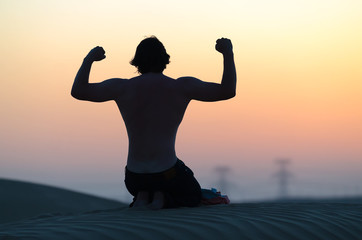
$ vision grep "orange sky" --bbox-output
[1,0,361,201]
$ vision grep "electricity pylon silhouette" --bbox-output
[215,166,230,194]
[275,159,292,200]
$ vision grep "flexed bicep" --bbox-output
[72,78,127,102]
[177,77,234,102]
[176,38,236,102]
[72,47,123,102]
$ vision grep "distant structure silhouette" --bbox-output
[275,159,292,200]
[215,166,230,194]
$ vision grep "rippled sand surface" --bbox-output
[2,202,362,240]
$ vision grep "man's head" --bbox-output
[130,36,170,74]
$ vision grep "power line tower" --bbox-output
[275,159,292,200]
[214,166,230,194]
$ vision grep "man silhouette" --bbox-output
[71,36,236,209]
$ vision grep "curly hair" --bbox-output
[130,36,170,74]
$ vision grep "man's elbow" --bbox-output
[71,88,85,100]
[226,92,236,100]
[222,89,236,100]
[229,89,236,98]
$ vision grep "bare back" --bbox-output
[71,38,236,175]
[115,73,190,173]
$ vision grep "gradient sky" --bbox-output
[1,0,361,201]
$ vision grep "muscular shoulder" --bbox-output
[177,76,199,83]
[99,78,128,100]
[176,76,202,89]
[104,78,128,84]
[176,76,204,92]
[102,78,128,90]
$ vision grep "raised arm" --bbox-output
[217,38,236,98]
[71,46,126,102]
[178,38,236,102]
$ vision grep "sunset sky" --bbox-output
[1,0,361,201]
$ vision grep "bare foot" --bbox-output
[133,191,149,207]
[148,191,165,210]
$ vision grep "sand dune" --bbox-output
[1,179,362,240]
[2,203,362,240]
[0,179,124,224]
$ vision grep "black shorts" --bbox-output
[125,159,201,208]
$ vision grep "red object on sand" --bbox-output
[201,188,230,205]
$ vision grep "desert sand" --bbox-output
[1,179,362,240]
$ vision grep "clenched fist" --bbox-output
[215,38,233,55]
[85,46,106,62]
